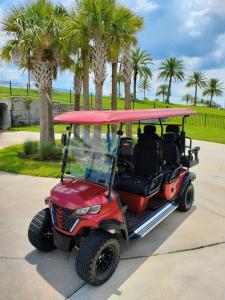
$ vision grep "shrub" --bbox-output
[22,140,38,156]
[34,142,62,161]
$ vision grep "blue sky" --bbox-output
[0,0,225,105]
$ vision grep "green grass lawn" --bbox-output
[10,122,225,144]
[0,145,61,178]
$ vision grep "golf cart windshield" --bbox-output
[65,132,118,187]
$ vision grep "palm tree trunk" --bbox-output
[111,61,118,133]
[144,88,146,100]
[92,35,107,144]
[194,84,198,106]
[166,76,172,104]
[28,69,31,90]
[82,48,90,142]
[125,81,132,137]
[74,74,82,138]
[39,87,55,144]
[162,92,165,102]
[111,61,118,110]
[210,93,213,108]
[32,60,55,145]
[93,83,103,143]
[118,81,121,99]
[133,70,138,102]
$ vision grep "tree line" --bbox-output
[0,0,224,145]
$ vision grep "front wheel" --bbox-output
[178,183,194,212]
[75,230,120,286]
[28,208,56,252]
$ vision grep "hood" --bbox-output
[50,178,108,210]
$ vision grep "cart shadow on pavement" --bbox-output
[25,206,196,299]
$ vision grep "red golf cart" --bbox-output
[28,108,200,285]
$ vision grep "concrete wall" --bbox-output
[0,97,74,128]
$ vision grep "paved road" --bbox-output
[0,131,61,149]
[0,139,225,299]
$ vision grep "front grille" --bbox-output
[51,204,78,232]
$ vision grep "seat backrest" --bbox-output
[118,137,133,161]
[163,133,180,165]
[166,125,185,155]
[133,139,161,178]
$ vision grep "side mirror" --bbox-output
[61,134,67,146]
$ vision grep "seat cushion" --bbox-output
[115,174,155,196]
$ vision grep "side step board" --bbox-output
[129,202,179,240]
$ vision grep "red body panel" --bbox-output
[50,179,123,236]
[160,169,188,201]
[118,191,149,213]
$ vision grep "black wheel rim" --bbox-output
[96,246,115,276]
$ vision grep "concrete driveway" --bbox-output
[0,139,225,300]
[0,131,61,149]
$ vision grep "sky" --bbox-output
[0,0,225,105]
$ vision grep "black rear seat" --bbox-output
[115,126,163,196]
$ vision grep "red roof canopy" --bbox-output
[54,108,197,124]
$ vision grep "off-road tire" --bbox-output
[75,230,120,286]
[178,183,194,212]
[28,208,56,252]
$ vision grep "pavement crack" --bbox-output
[66,282,87,299]
[197,203,225,219]
[121,240,225,261]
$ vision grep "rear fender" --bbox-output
[179,172,196,197]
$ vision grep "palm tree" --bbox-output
[203,78,224,108]
[131,47,153,102]
[156,84,169,102]
[66,7,91,142]
[186,71,207,106]
[117,71,124,99]
[108,5,143,112]
[72,0,118,141]
[182,94,193,106]
[70,53,83,137]
[139,77,151,100]
[1,0,68,144]
[122,46,133,136]
[158,57,185,104]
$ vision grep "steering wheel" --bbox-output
[118,159,135,170]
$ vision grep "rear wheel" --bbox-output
[28,208,56,252]
[178,183,194,212]
[75,230,120,286]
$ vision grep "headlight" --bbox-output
[72,205,101,216]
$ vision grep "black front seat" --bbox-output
[115,138,163,196]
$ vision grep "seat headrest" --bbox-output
[163,133,177,143]
[166,125,180,134]
[120,138,133,156]
[144,125,156,134]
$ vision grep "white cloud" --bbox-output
[179,56,203,71]
[176,0,225,38]
[212,33,225,61]
[133,0,158,13]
